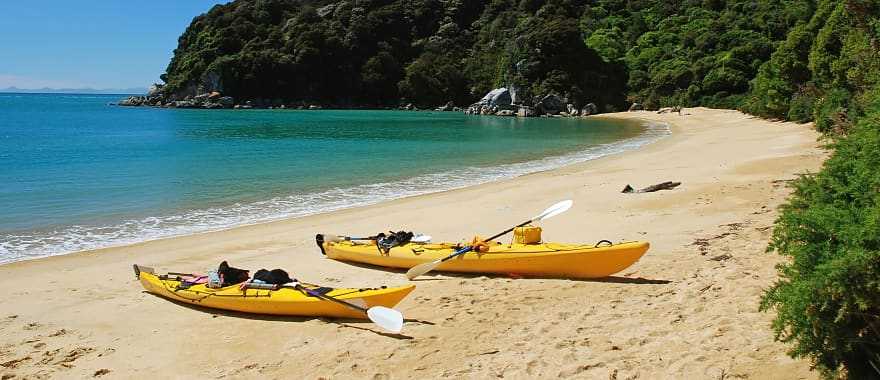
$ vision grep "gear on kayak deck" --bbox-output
[375,231,414,254]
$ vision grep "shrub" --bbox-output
[761,110,880,379]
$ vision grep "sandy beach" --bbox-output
[0,108,826,379]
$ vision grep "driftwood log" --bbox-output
[622,181,681,194]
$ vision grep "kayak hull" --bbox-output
[136,266,414,319]
[322,240,650,279]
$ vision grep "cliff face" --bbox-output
[157,0,818,111]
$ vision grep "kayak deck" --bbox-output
[135,266,415,318]
[322,240,650,279]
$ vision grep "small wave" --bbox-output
[0,121,669,264]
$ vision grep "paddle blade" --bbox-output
[534,200,573,222]
[406,260,441,280]
[322,234,349,243]
[367,306,404,333]
[411,234,432,243]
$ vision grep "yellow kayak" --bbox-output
[135,265,415,318]
[318,239,649,279]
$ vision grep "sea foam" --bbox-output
[0,121,669,264]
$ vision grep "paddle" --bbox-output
[405,200,573,280]
[292,283,404,333]
[323,234,432,243]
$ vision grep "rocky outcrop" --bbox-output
[117,91,235,109]
[583,103,598,116]
[435,101,455,111]
[476,88,512,108]
[516,106,535,117]
[535,94,564,115]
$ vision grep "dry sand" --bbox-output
[0,108,826,379]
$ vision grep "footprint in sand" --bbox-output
[93,368,111,377]
[1,356,32,369]
[56,347,95,367]
[22,322,41,331]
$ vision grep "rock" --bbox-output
[173,100,198,108]
[657,107,673,114]
[628,103,644,111]
[516,106,534,117]
[536,94,565,115]
[208,91,222,100]
[193,93,210,104]
[117,96,144,106]
[475,88,512,108]
[218,96,234,108]
[308,105,322,110]
[496,110,515,116]
[147,83,164,98]
[199,71,222,94]
[317,3,337,17]
[435,101,455,111]
[583,103,598,116]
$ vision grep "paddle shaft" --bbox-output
[438,219,533,264]
[294,284,368,314]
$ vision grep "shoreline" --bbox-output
[1,117,667,265]
[0,108,827,378]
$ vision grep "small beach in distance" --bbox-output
[0,107,826,378]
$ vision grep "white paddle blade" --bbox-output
[411,234,432,243]
[534,200,573,222]
[406,260,441,280]
[323,234,346,243]
[367,306,404,333]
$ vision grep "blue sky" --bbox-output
[0,1,229,89]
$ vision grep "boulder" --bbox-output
[583,103,598,116]
[496,110,515,116]
[193,93,210,104]
[475,88,512,108]
[516,106,534,117]
[117,96,144,106]
[628,103,644,112]
[536,94,564,115]
[435,101,455,111]
[208,91,222,100]
[218,96,235,108]
[147,83,164,98]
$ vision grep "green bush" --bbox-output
[761,110,880,379]
[787,88,818,123]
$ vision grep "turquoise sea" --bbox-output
[0,93,668,263]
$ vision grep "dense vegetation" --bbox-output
[756,1,880,378]
[158,1,880,377]
[161,0,816,110]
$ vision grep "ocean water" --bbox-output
[0,93,668,263]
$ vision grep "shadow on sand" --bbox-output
[331,259,671,284]
[142,291,430,339]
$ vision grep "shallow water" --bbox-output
[0,93,667,263]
